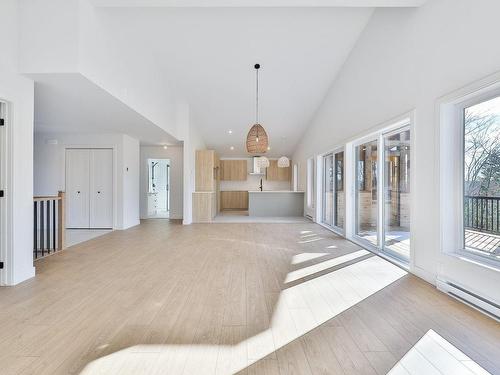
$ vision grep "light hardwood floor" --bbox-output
[0,220,498,375]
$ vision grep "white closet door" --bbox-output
[66,149,90,228]
[89,149,113,228]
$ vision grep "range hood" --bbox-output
[249,156,266,175]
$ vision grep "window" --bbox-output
[322,150,344,230]
[306,157,314,208]
[462,95,500,261]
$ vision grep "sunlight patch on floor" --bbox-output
[80,255,407,375]
[388,329,490,375]
[291,252,329,265]
[285,249,370,283]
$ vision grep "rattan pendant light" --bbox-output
[277,156,290,168]
[246,64,269,154]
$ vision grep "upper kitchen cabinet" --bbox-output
[195,150,219,191]
[266,160,291,181]
[220,160,247,181]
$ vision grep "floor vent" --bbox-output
[437,279,500,321]
[305,214,313,221]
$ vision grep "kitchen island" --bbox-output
[248,190,304,217]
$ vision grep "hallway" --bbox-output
[0,221,498,374]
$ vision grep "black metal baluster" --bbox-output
[475,198,479,230]
[46,200,50,254]
[480,198,483,230]
[53,199,56,251]
[487,199,493,231]
[497,198,500,232]
[40,201,44,257]
[467,197,471,227]
[34,201,38,259]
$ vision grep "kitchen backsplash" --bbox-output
[220,158,291,191]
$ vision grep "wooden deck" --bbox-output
[465,229,500,259]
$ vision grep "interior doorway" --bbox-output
[147,159,170,218]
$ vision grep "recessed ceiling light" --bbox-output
[163,145,168,150]
[230,146,234,150]
[228,130,233,134]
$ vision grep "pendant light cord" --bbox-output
[255,66,259,124]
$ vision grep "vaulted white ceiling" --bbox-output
[98,7,376,156]
[32,1,428,157]
[91,0,428,7]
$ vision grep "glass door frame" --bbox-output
[321,152,334,227]
[351,121,412,264]
[352,135,380,251]
[320,147,345,235]
[380,125,411,262]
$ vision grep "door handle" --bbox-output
[97,191,101,194]
[77,191,80,194]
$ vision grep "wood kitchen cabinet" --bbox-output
[194,150,220,222]
[266,160,291,181]
[220,160,247,181]
[195,150,219,191]
[221,191,249,210]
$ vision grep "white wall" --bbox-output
[292,0,500,304]
[0,0,36,285]
[140,146,184,220]
[18,0,180,142]
[18,0,79,73]
[177,103,206,225]
[34,132,140,230]
[78,0,180,140]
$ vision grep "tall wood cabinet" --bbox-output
[193,150,220,222]
[195,150,219,191]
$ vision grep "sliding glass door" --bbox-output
[334,151,345,229]
[355,140,378,246]
[322,153,334,226]
[354,126,411,262]
[322,150,345,231]
[383,128,411,260]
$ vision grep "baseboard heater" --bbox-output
[436,278,500,321]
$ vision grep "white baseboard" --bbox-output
[436,278,500,321]
[411,265,436,285]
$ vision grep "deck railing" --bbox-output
[464,195,500,234]
[33,191,65,260]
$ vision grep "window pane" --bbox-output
[334,151,344,228]
[383,129,410,260]
[463,96,500,261]
[322,154,333,226]
[355,140,378,245]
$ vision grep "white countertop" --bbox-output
[248,190,305,193]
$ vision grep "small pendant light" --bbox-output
[277,156,290,168]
